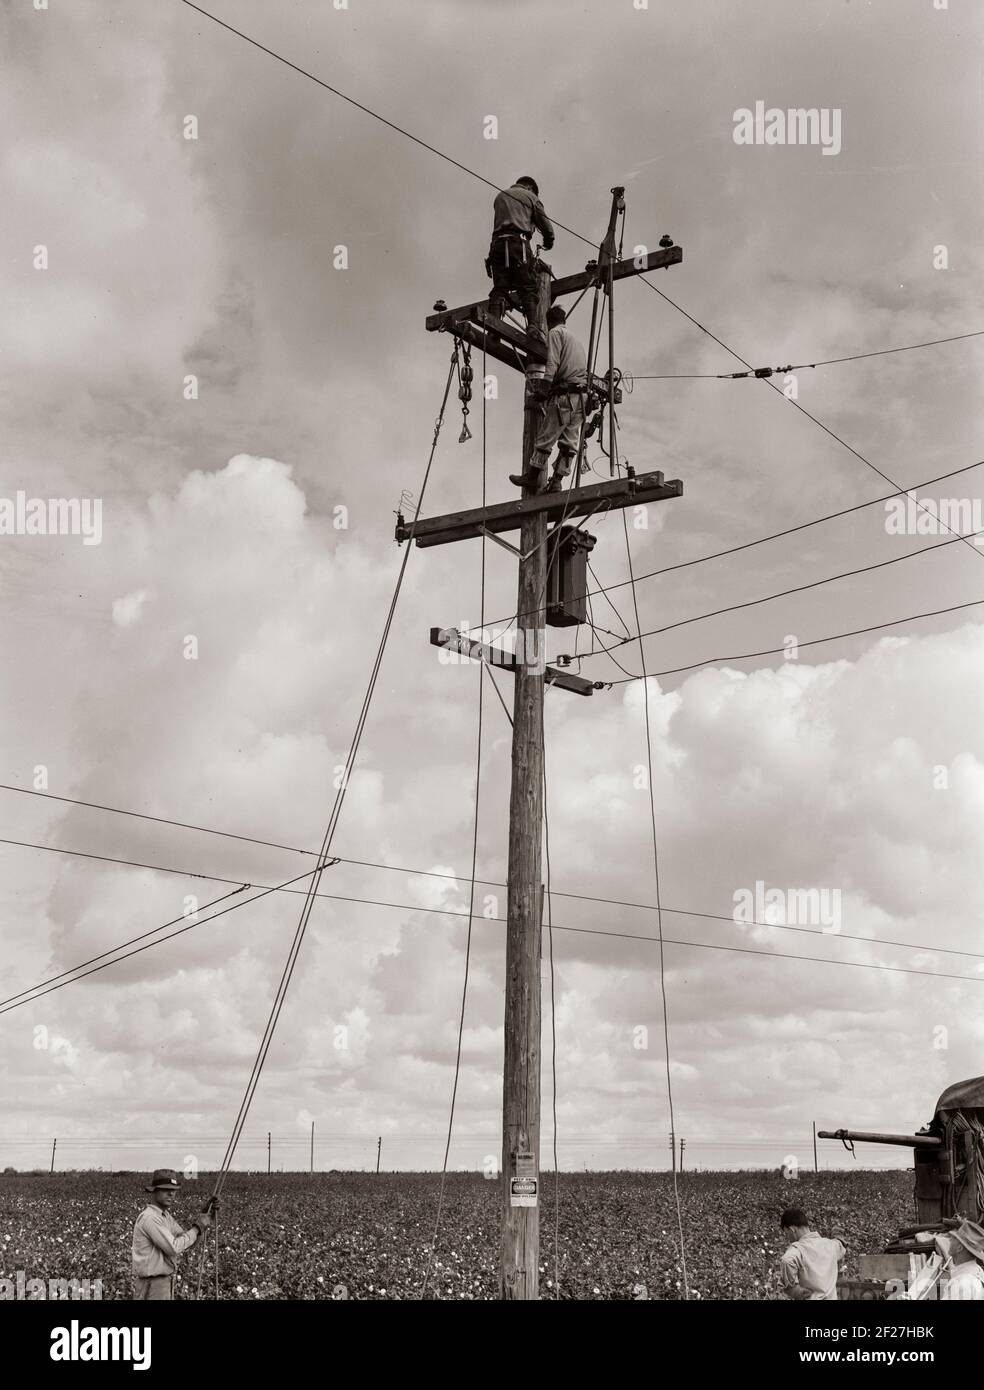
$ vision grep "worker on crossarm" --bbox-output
[486,176,555,341]
[778,1207,846,1301]
[131,1168,215,1300]
[509,305,588,493]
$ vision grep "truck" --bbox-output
[818,1074,984,1298]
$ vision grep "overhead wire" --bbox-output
[421,338,489,1299]
[3,841,982,1023]
[614,394,689,1296]
[6,816,984,1015]
[594,530,975,657]
[477,459,984,634]
[0,867,323,1017]
[179,0,983,580]
[607,595,984,683]
[209,354,458,1206]
[542,706,560,1296]
[630,328,984,379]
[636,278,984,565]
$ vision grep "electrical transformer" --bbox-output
[546,525,597,627]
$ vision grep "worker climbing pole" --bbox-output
[403,180,685,1299]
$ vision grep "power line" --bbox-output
[211,354,459,1198]
[6,803,984,966]
[607,596,984,683]
[178,1,983,578]
[0,866,323,1017]
[4,836,982,1019]
[638,277,984,565]
[593,531,971,659]
[477,459,984,634]
[630,329,984,379]
[422,339,488,1299]
[619,509,689,1297]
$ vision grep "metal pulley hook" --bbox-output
[457,344,473,443]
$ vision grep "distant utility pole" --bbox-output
[310,1121,315,1175]
[267,1131,271,1175]
[50,1138,57,1174]
[813,1121,818,1174]
[669,1131,676,1175]
[376,1136,382,1174]
[680,1137,686,1172]
[408,187,684,1301]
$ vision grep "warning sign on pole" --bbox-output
[510,1152,538,1208]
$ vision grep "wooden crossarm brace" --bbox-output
[440,317,531,375]
[473,307,548,363]
[397,472,683,548]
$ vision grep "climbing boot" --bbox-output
[545,472,564,493]
[509,469,542,491]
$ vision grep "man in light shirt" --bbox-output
[779,1207,846,1300]
[509,305,589,493]
[131,1168,213,1300]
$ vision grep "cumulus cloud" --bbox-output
[2,0,982,1174]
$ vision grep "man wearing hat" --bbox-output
[131,1169,213,1300]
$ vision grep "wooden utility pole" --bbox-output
[409,186,685,1301]
[680,1136,686,1171]
[813,1121,818,1173]
[376,1136,382,1173]
[310,1121,315,1174]
[500,265,551,1301]
[267,1131,271,1175]
[50,1137,56,1174]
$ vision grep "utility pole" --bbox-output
[813,1121,818,1174]
[669,1131,676,1174]
[680,1136,686,1172]
[500,263,551,1301]
[267,1131,271,1175]
[408,187,684,1301]
[376,1136,382,1174]
[310,1121,315,1175]
[50,1137,56,1174]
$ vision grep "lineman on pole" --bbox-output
[486,176,555,342]
[510,305,588,493]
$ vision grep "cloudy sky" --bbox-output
[1,0,983,1177]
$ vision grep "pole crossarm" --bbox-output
[396,471,683,548]
[430,627,598,697]
[549,242,682,298]
[424,245,682,336]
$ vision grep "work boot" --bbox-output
[545,473,564,493]
[508,464,546,492]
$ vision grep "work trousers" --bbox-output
[486,235,539,322]
[133,1273,175,1300]
[534,392,585,472]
